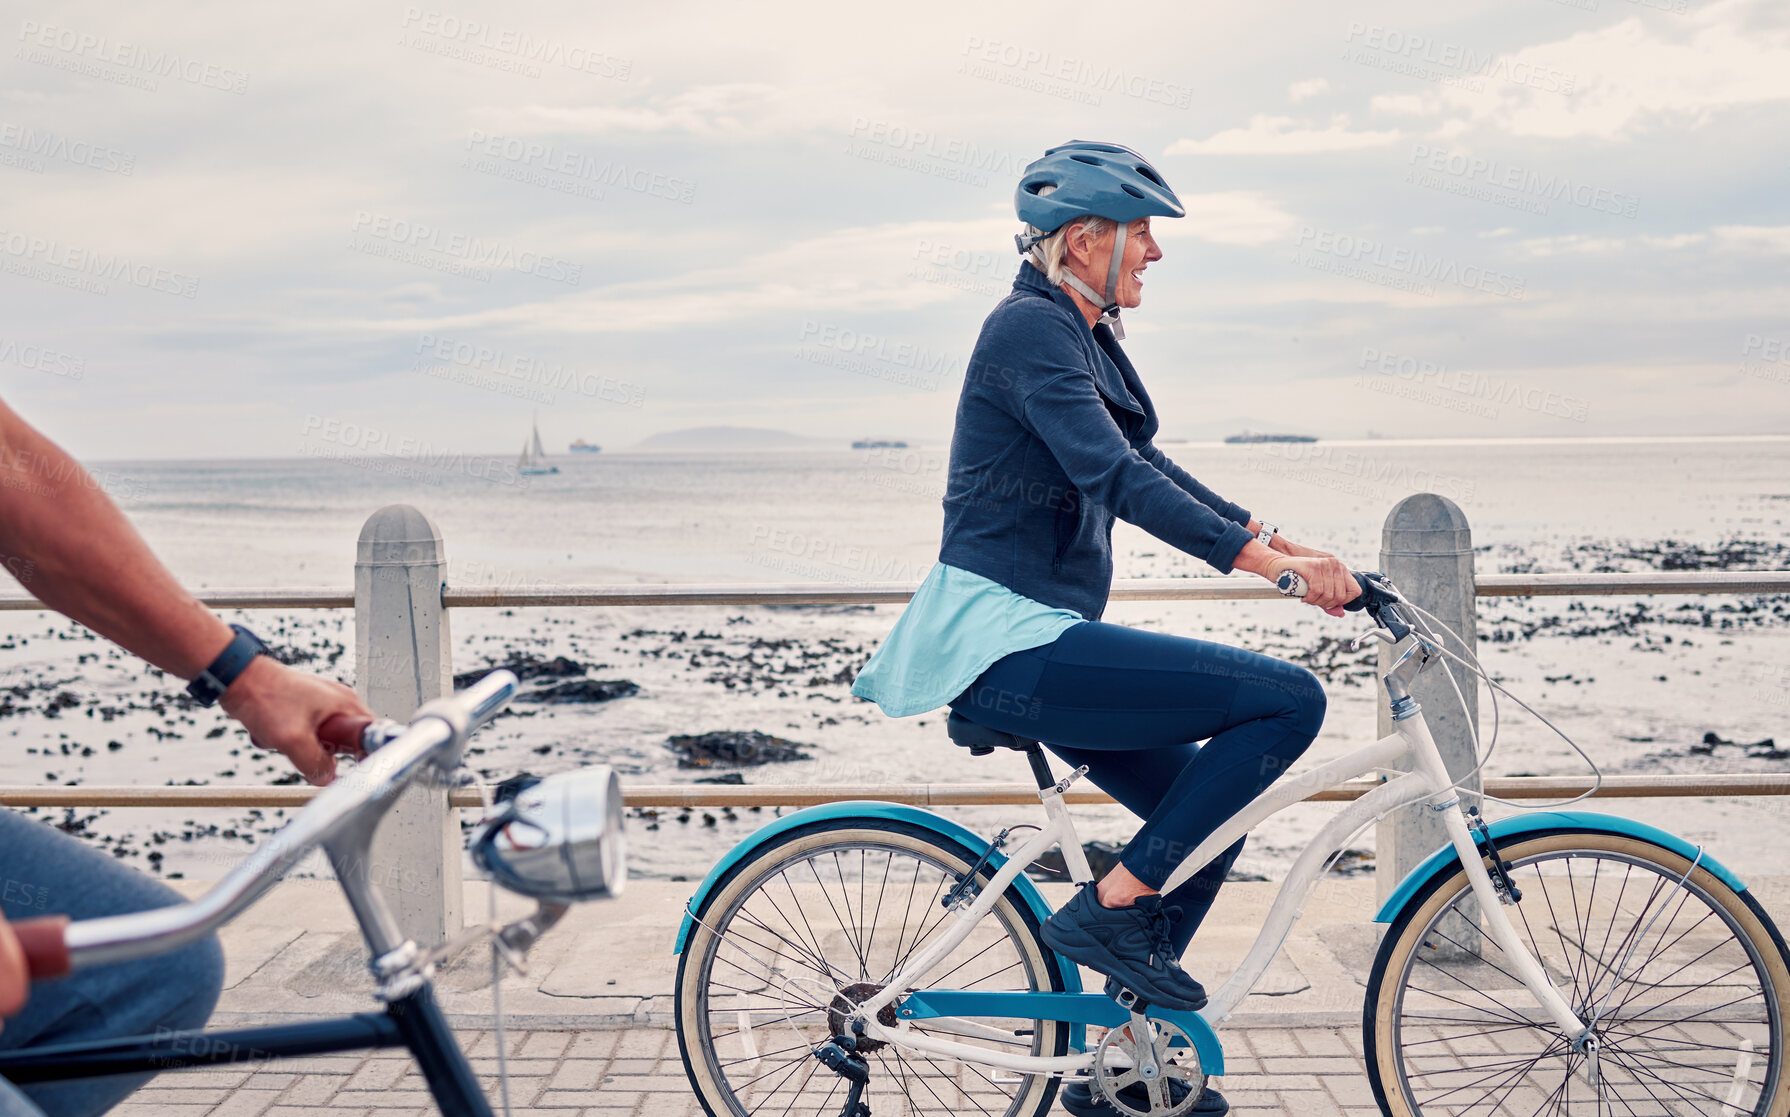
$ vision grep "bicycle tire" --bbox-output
[1364,828,1790,1117]
[675,817,1069,1117]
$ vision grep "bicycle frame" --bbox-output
[845,643,1592,1077]
[0,986,484,1116]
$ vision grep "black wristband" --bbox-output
[187,624,268,707]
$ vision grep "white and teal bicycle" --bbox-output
[673,571,1788,1117]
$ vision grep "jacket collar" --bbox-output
[1013,262,1142,415]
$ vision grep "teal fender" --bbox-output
[1374,810,1747,924]
[670,801,1225,1069]
[672,801,1064,958]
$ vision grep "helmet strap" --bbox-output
[1057,221,1130,340]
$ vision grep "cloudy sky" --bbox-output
[3,0,1788,459]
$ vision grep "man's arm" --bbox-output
[0,399,369,785]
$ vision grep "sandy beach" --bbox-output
[4,527,1786,886]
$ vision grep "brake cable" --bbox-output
[476,778,516,1117]
[1394,597,1605,809]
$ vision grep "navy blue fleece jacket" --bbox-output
[937,261,1255,621]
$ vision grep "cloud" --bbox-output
[1516,228,1789,256]
[1166,114,1404,155]
[1287,78,1330,102]
[1714,225,1790,253]
[342,217,1019,336]
[1158,192,1302,246]
[487,83,843,138]
[1517,234,1630,257]
[1369,93,1435,117]
[1423,0,1790,140]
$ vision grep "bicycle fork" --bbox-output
[1399,698,1592,1055]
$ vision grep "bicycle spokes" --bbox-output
[1389,847,1777,1117]
[689,839,1056,1117]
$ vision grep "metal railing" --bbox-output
[4,772,1788,810]
[3,568,1786,613]
[3,501,1784,941]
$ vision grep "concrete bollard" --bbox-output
[355,505,460,946]
[1374,494,1482,912]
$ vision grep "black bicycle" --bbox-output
[0,670,625,1117]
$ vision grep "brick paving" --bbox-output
[108,1024,1380,1117]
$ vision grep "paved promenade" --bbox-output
[111,1022,1381,1117]
[76,874,1790,1115]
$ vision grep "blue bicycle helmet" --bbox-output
[1013,140,1183,338]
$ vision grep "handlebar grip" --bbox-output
[318,713,373,756]
[11,915,70,980]
[1277,569,1375,611]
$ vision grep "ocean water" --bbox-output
[3,436,1788,883]
[97,435,1790,590]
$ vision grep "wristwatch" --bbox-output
[187,624,269,706]
[1256,520,1279,548]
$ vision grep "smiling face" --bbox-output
[1113,217,1161,308]
[1064,216,1162,313]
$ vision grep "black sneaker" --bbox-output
[1041,883,1208,1011]
[1059,1075,1228,1117]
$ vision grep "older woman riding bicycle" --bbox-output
[852,140,1359,1116]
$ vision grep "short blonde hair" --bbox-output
[1025,213,1114,286]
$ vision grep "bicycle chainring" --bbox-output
[1091,1016,1204,1117]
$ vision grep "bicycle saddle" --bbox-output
[946,711,1040,756]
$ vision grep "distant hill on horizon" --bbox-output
[1159,415,1315,443]
[632,425,834,451]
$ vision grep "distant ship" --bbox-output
[1224,431,1318,444]
[518,414,559,475]
[568,439,601,453]
[851,438,908,449]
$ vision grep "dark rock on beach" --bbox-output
[520,678,640,704]
[667,730,811,769]
[452,652,637,704]
[492,772,543,803]
[1694,732,1787,759]
[453,654,589,690]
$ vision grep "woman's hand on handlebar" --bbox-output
[1270,555,1361,616]
[219,659,374,786]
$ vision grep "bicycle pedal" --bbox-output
[1103,976,1147,1012]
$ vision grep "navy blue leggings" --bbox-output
[950,621,1326,955]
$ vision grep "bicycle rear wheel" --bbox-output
[1365,829,1789,1117]
[674,817,1068,1117]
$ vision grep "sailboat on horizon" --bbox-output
[518,414,559,476]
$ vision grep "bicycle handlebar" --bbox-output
[11,670,521,979]
[1276,569,1415,640]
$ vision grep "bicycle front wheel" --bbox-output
[674,817,1068,1117]
[1365,829,1790,1117]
